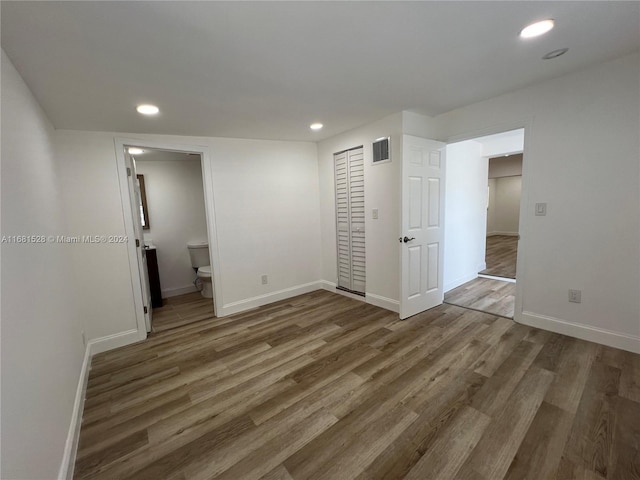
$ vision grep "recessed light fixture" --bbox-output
[136,104,159,115]
[542,48,569,60]
[128,147,144,155]
[520,19,555,39]
[310,123,323,131]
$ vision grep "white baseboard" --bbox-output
[487,231,519,237]
[518,311,640,354]
[366,292,399,313]
[58,328,142,478]
[162,285,198,298]
[220,281,323,316]
[88,329,141,356]
[58,344,92,480]
[478,274,516,283]
[444,272,479,293]
[320,281,399,313]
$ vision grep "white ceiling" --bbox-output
[2,1,639,142]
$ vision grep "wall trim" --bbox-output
[518,311,640,354]
[88,329,141,356]
[487,231,519,237]
[365,292,400,313]
[478,274,516,283]
[58,328,141,478]
[444,272,478,293]
[220,281,323,316]
[162,284,198,298]
[320,281,399,313]
[320,281,364,302]
[57,344,91,480]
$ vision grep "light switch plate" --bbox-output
[535,203,547,216]
[569,289,582,303]
[372,208,379,219]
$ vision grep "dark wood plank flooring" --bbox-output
[481,235,518,279]
[75,290,640,480]
[445,277,516,318]
[152,291,214,333]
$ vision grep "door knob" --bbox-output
[403,236,415,243]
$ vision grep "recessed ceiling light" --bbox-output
[542,48,569,60]
[128,147,144,155]
[136,104,159,115]
[310,123,323,131]
[520,19,555,39]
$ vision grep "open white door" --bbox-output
[125,152,153,332]
[400,135,446,319]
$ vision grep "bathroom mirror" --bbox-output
[137,174,150,230]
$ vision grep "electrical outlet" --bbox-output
[372,208,379,220]
[569,289,582,303]
[81,331,86,347]
[261,274,268,285]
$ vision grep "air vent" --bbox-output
[373,137,390,163]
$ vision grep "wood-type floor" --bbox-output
[481,235,519,279]
[75,290,640,480]
[152,291,214,333]
[445,277,516,318]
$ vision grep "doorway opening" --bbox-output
[480,152,522,280]
[443,128,524,319]
[115,139,222,339]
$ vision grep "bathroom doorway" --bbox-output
[115,139,222,339]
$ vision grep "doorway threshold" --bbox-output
[478,273,516,283]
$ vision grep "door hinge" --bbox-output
[135,238,140,247]
[127,167,132,177]
[144,306,148,314]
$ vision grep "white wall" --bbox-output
[488,176,522,235]
[435,52,640,352]
[443,140,488,292]
[474,129,524,157]
[136,154,208,297]
[55,130,321,341]
[1,51,85,480]
[317,113,403,309]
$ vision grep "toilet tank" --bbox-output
[187,241,210,268]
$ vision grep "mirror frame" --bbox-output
[137,174,151,230]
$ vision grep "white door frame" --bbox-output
[114,137,223,340]
[443,118,533,324]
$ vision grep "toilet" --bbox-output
[187,241,213,299]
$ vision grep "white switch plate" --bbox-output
[535,203,547,216]
[261,274,268,285]
[372,208,379,219]
[569,289,582,303]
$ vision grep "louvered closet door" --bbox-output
[334,147,365,294]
